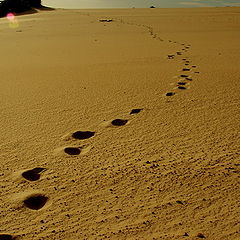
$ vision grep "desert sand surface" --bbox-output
[0,7,239,240]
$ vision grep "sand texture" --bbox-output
[0,7,239,240]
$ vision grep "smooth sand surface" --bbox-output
[0,7,239,240]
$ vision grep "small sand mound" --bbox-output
[23,194,48,210]
[72,131,95,140]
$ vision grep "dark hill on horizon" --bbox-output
[0,0,53,18]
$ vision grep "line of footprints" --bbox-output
[1,20,199,238]
[117,20,199,97]
[0,109,143,240]
[166,43,199,96]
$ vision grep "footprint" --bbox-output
[176,52,182,55]
[64,147,81,156]
[23,194,49,210]
[180,74,189,78]
[22,168,46,181]
[178,86,187,90]
[130,109,142,114]
[99,19,113,22]
[72,131,95,140]
[192,65,197,68]
[196,233,206,238]
[54,145,91,156]
[111,119,128,126]
[0,235,17,240]
[182,68,191,71]
[177,82,187,85]
[167,54,175,59]
[166,92,175,96]
[186,77,193,81]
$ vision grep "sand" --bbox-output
[0,7,239,240]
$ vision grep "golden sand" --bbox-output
[0,7,239,240]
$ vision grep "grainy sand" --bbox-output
[0,7,239,240]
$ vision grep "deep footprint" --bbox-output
[64,147,81,155]
[180,74,189,78]
[23,194,48,210]
[22,168,46,181]
[111,119,128,126]
[178,86,187,90]
[166,92,175,96]
[177,82,187,85]
[0,235,17,240]
[182,68,190,71]
[130,109,142,114]
[72,131,95,140]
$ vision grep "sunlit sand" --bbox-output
[0,7,239,240]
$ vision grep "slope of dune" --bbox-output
[0,7,239,240]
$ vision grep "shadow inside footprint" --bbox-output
[72,131,95,140]
[180,74,189,78]
[111,119,128,126]
[23,194,48,210]
[178,86,187,90]
[168,55,174,59]
[130,109,142,114]
[22,168,46,181]
[99,19,113,22]
[64,147,81,155]
[166,92,175,96]
[182,68,190,71]
[0,235,17,240]
[177,82,187,85]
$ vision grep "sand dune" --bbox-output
[0,7,239,240]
